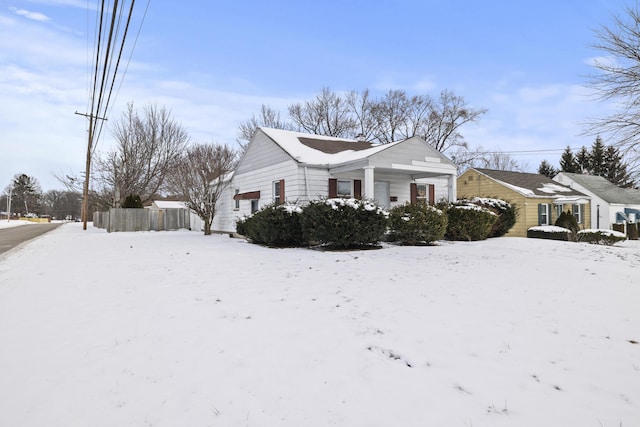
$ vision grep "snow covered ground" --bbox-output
[0,223,638,427]
[0,219,36,229]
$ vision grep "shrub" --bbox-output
[555,211,579,240]
[387,203,447,245]
[235,203,304,247]
[577,229,627,245]
[444,202,497,241]
[468,197,517,237]
[300,198,388,249]
[527,226,572,241]
[121,194,143,208]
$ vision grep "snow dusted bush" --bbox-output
[235,203,304,247]
[444,201,497,241]
[527,225,572,241]
[387,203,447,245]
[300,198,388,249]
[577,229,627,245]
[468,197,517,237]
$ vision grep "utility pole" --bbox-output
[6,190,11,222]
[75,111,107,230]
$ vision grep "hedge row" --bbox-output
[236,197,517,249]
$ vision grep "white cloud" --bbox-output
[25,0,93,8]
[10,7,50,22]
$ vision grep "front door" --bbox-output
[374,181,390,208]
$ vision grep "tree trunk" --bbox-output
[203,215,212,235]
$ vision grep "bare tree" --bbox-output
[288,87,356,137]
[346,89,379,141]
[586,4,640,180]
[419,90,487,153]
[240,88,486,167]
[166,143,237,235]
[95,102,189,207]
[475,150,528,171]
[373,90,411,144]
[237,104,290,146]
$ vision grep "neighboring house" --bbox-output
[212,127,458,233]
[148,199,204,232]
[553,172,640,229]
[457,168,591,237]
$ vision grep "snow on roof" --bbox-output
[474,168,587,199]
[152,200,186,209]
[260,127,402,165]
[537,183,573,194]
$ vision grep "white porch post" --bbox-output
[363,166,375,199]
[448,174,457,202]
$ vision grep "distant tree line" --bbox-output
[538,136,633,187]
[2,173,82,219]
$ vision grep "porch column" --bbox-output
[363,166,375,199]
[448,174,457,202]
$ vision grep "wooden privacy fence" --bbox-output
[93,208,191,232]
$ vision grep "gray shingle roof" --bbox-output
[555,172,640,204]
[474,168,588,198]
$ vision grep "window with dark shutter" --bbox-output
[279,179,285,204]
[410,183,417,204]
[328,178,337,198]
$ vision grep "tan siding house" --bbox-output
[457,168,591,237]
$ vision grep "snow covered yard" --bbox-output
[0,223,638,427]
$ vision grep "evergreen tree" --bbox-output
[5,174,43,216]
[575,147,590,173]
[589,136,607,176]
[538,160,558,178]
[603,145,633,187]
[559,146,579,173]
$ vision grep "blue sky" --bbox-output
[0,0,626,191]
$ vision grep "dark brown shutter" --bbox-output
[279,179,285,204]
[328,178,337,198]
[428,184,435,205]
[410,183,417,204]
[354,180,362,199]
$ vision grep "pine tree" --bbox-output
[604,145,633,187]
[590,136,607,176]
[559,146,579,172]
[7,174,43,216]
[575,147,590,173]
[538,160,558,178]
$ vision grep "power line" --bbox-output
[77,0,148,230]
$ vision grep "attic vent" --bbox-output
[468,175,474,181]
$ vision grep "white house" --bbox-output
[553,172,640,229]
[212,127,458,233]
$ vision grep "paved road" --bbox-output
[0,223,63,255]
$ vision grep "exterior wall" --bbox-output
[368,137,457,176]
[416,176,452,203]
[213,159,300,232]
[235,131,291,174]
